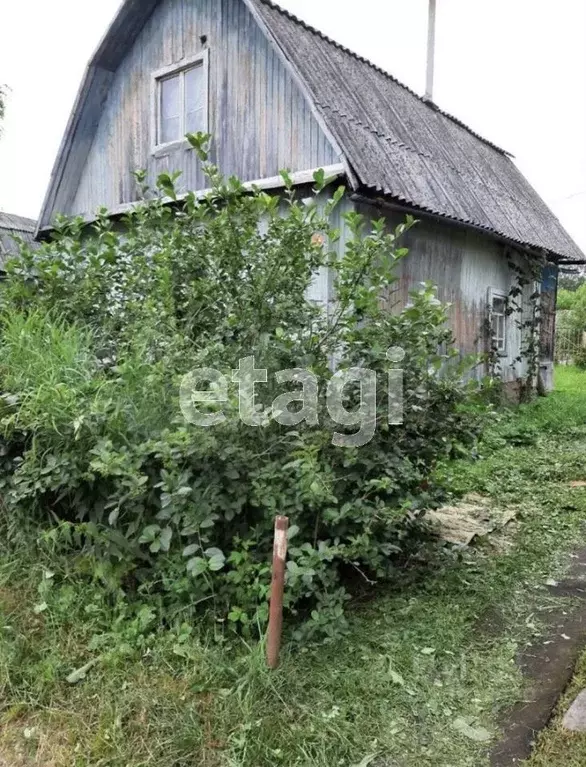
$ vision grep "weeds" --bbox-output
[0,367,585,765]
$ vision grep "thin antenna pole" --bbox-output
[425,0,437,102]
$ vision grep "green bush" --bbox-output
[558,284,586,334]
[557,288,578,311]
[573,347,586,370]
[0,135,484,639]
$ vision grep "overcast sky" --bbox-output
[0,0,585,250]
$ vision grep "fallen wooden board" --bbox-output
[425,494,518,546]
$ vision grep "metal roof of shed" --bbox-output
[0,212,36,265]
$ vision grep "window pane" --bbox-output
[160,74,181,144]
[493,297,506,315]
[185,65,205,111]
[185,65,206,134]
[186,107,206,134]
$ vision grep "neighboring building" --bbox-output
[36,0,585,394]
[0,212,36,270]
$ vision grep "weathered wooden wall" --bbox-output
[69,0,339,218]
[354,201,535,383]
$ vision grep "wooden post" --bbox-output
[267,515,289,670]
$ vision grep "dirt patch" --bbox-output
[475,605,509,639]
[0,716,74,767]
[491,548,586,765]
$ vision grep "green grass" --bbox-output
[2,368,586,766]
[525,368,586,765]
[528,651,586,766]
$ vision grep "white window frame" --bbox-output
[151,50,209,155]
[488,288,508,357]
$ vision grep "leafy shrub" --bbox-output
[574,346,586,370]
[557,288,578,311]
[558,284,586,334]
[0,135,484,639]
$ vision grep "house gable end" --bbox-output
[38,0,342,229]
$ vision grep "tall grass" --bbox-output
[0,310,97,433]
[1,369,586,765]
[0,309,177,446]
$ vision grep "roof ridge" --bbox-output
[256,0,513,158]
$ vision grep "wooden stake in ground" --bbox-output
[267,515,289,669]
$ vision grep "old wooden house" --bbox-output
[0,212,36,270]
[37,0,585,394]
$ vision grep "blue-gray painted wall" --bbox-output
[354,199,543,385]
[67,0,340,219]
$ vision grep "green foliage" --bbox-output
[556,285,586,366]
[558,284,586,332]
[558,270,586,292]
[573,346,586,370]
[502,254,545,402]
[568,285,586,332]
[557,288,577,311]
[2,368,586,766]
[0,136,484,639]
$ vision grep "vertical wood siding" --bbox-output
[70,0,339,218]
[355,201,533,383]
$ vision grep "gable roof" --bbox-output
[247,0,584,263]
[38,0,585,263]
[0,212,36,265]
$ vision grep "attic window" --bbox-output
[153,51,208,149]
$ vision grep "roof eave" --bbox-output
[35,64,97,238]
[242,0,357,187]
[36,0,159,237]
[350,188,586,264]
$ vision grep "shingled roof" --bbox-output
[0,212,36,266]
[247,0,584,263]
[38,0,584,263]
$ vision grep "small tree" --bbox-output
[558,270,586,293]
[0,135,484,639]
